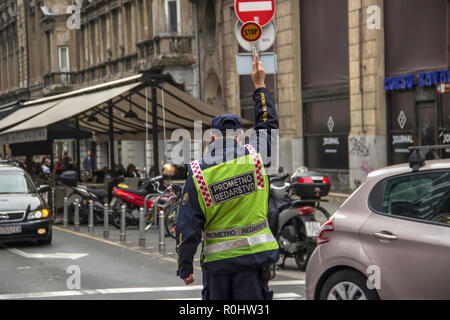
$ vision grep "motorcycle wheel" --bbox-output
[314,206,330,225]
[293,223,313,271]
[164,202,180,239]
[68,203,89,225]
[111,211,121,229]
[111,198,127,229]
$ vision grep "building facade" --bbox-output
[215,0,450,193]
[1,0,450,193]
[0,0,200,171]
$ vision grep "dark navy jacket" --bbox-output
[176,87,279,278]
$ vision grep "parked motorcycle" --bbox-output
[268,167,331,270]
[110,175,181,230]
[60,171,124,224]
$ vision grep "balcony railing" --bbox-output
[42,35,195,91]
[43,72,78,88]
[137,34,195,69]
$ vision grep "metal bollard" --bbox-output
[158,207,166,253]
[74,199,80,232]
[154,196,166,253]
[153,195,162,234]
[103,203,109,239]
[88,200,94,233]
[63,196,68,228]
[153,195,166,253]
[139,207,145,247]
[120,204,126,243]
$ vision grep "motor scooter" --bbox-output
[268,168,331,270]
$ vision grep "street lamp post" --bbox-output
[189,0,201,99]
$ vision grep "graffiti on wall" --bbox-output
[349,136,370,157]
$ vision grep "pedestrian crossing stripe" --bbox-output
[0,280,305,300]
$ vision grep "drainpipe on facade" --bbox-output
[359,1,365,134]
[24,0,31,94]
[189,0,201,99]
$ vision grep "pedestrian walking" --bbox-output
[176,53,280,300]
[63,152,72,169]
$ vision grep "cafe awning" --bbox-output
[0,101,21,122]
[0,73,232,145]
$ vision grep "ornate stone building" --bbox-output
[1,0,201,170]
[2,0,450,193]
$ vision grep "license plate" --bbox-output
[305,222,321,238]
[0,226,22,235]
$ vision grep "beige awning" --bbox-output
[77,82,232,138]
[0,73,240,145]
[0,100,61,133]
[1,82,140,135]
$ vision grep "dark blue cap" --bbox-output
[211,114,242,131]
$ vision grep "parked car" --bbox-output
[306,148,450,300]
[0,161,52,245]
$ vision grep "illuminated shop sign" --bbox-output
[384,69,450,92]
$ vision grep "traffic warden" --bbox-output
[176,53,280,300]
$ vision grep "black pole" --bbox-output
[152,86,159,176]
[49,138,54,172]
[109,101,115,174]
[75,117,81,180]
[26,154,32,174]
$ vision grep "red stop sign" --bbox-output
[235,0,276,27]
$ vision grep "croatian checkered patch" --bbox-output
[244,144,266,189]
[190,160,214,208]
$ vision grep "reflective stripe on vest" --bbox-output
[204,219,269,240]
[244,144,265,189]
[190,160,214,208]
[203,233,276,256]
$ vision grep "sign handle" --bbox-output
[251,43,257,57]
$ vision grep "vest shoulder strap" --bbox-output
[244,144,266,189]
[190,160,214,208]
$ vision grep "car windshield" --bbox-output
[0,172,35,194]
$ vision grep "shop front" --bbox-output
[303,97,350,193]
[300,0,350,193]
[386,70,450,164]
[384,0,450,164]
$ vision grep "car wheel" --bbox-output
[319,269,379,300]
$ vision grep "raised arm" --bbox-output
[249,53,279,170]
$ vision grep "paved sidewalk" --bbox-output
[55,222,181,257]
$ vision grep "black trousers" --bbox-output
[202,268,273,300]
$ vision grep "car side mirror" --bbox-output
[37,185,51,193]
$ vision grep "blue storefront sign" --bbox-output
[384,69,450,91]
